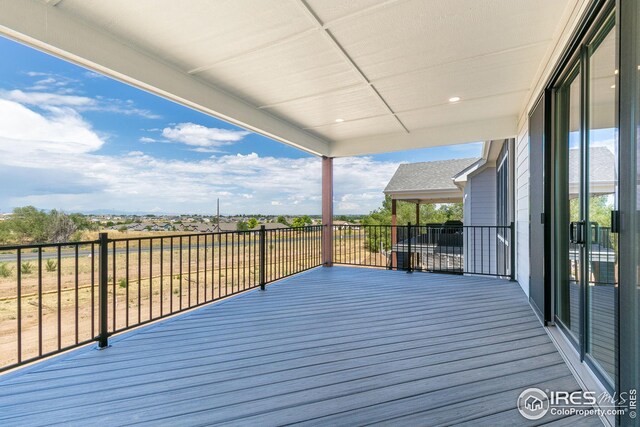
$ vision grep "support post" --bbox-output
[98,232,109,348]
[259,225,266,290]
[322,156,333,266]
[391,198,397,269]
[415,202,420,226]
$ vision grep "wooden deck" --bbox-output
[0,267,601,426]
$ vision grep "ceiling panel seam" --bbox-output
[186,0,405,76]
[297,0,410,134]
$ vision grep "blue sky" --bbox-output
[0,36,481,215]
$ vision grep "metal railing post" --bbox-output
[510,222,516,281]
[407,222,412,273]
[259,225,266,290]
[98,232,109,348]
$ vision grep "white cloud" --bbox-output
[1,85,160,119]
[1,90,94,107]
[139,137,157,143]
[0,90,402,215]
[0,99,104,156]
[162,123,249,148]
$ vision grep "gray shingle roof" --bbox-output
[569,146,615,184]
[384,158,480,193]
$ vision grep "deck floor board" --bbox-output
[0,267,600,426]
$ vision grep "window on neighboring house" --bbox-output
[496,142,509,227]
[496,141,510,276]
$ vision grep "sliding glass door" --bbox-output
[585,19,617,382]
[555,14,618,389]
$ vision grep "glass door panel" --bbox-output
[586,22,617,382]
[557,69,582,341]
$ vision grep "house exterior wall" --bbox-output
[463,167,498,275]
[515,124,530,296]
[468,167,497,226]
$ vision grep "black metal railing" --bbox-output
[333,223,514,278]
[0,225,322,372]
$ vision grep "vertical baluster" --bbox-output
[188,235,192,306]
[169,237,174,313]
[75,244,79,344]
[179,237,183,309]
[38,247,42,356]
[138,239,142,322]
[17,249,22,363]
[126,240,129,327]
[160,238,164,315]
[112,241,116,329]
[149,238,153,319]
[57,245,61,350]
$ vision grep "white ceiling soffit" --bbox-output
[0,0,574,157]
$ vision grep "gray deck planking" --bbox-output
[0,266,601,426]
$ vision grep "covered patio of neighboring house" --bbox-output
[383,140,514,276]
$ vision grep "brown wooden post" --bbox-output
[322,156,333,266]
[391,198,397,269]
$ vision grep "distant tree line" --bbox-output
[0,206,97,245]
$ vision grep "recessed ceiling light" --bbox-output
[448,96,461,103]
[335,118,344,123]
[611,84,616,89]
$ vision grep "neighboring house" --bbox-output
[332,220,352,230]
[384,140,512,276]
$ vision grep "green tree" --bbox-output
[11,206,49,243]
[570,195,613,228]
[236,221,249,231]
[0,207,97,244]
[0,221,11,245]
[247,218,259,229]
[291,215,312,228]
[276,215,289,226]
